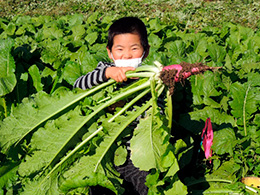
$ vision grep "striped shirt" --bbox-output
[73,61,115,89]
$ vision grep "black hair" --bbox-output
[107,17,149,52]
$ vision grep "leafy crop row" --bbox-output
[0,14,260,194]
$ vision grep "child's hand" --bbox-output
[105,67,135,82]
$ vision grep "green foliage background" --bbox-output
[0,0,260,194]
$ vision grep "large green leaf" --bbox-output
[21,173,60,195]
[148,17,166,33]
[28,64,43,92]
[130,80,169,171]
[0,38,16,96]
[130,107,170,171]
[209,159,240,181]
[229,81,259,135]
[164,40,186,59]
[71,25,85,39]
[42,26,63,40]
[190,72,222,107]
[60,172,118,194]
[18,106,87,177]
[67,14,84,27]
[4,23,16,36]
[70,47,99,74]
[194,37,208,58]
[0,162,19,190]
[207,43,226,63]
[40,39,68,69]
[0,80,115,153]
[62,61,82,86]
[85,31,98,45]
[248,72,260,87]
[189,106,235,127]
[212,127,237,155]
[148,33,163,49]
[164,180,187,195]
[145,157,186,195]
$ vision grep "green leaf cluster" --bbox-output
[177,23,260,193]
[0,65,188,194]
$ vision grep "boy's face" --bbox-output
[107,33,144,61]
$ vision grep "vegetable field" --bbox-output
[0,13,260,195]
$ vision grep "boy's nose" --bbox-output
[122,51,133,59]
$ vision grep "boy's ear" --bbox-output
[106,47,113,60]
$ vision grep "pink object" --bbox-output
[201,118,213,163]
[162,64,199,82]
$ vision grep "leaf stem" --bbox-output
[135,65,161,73]
[108,88,151,122]
[243,84,251,136]
[148,79,165,170]
[186,178,232,186]
[126,72,155,79]
[166,90,172,129]
[2,97,7,118]
[149,78,157,168]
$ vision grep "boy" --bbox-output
[73,16,149,89]
[74,17,150,195]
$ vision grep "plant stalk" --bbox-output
[1,97,7,118]
[166,90,173,129]
[109,88,151,122]
[186,178,232,186]
[243,84,251,136]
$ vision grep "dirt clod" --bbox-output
[159,62,220,95]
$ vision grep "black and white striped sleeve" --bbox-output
[73,62,114,90]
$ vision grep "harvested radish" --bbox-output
[160,62,221,95]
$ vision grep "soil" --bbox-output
[159,62,217,95]
[159,68,178,96]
